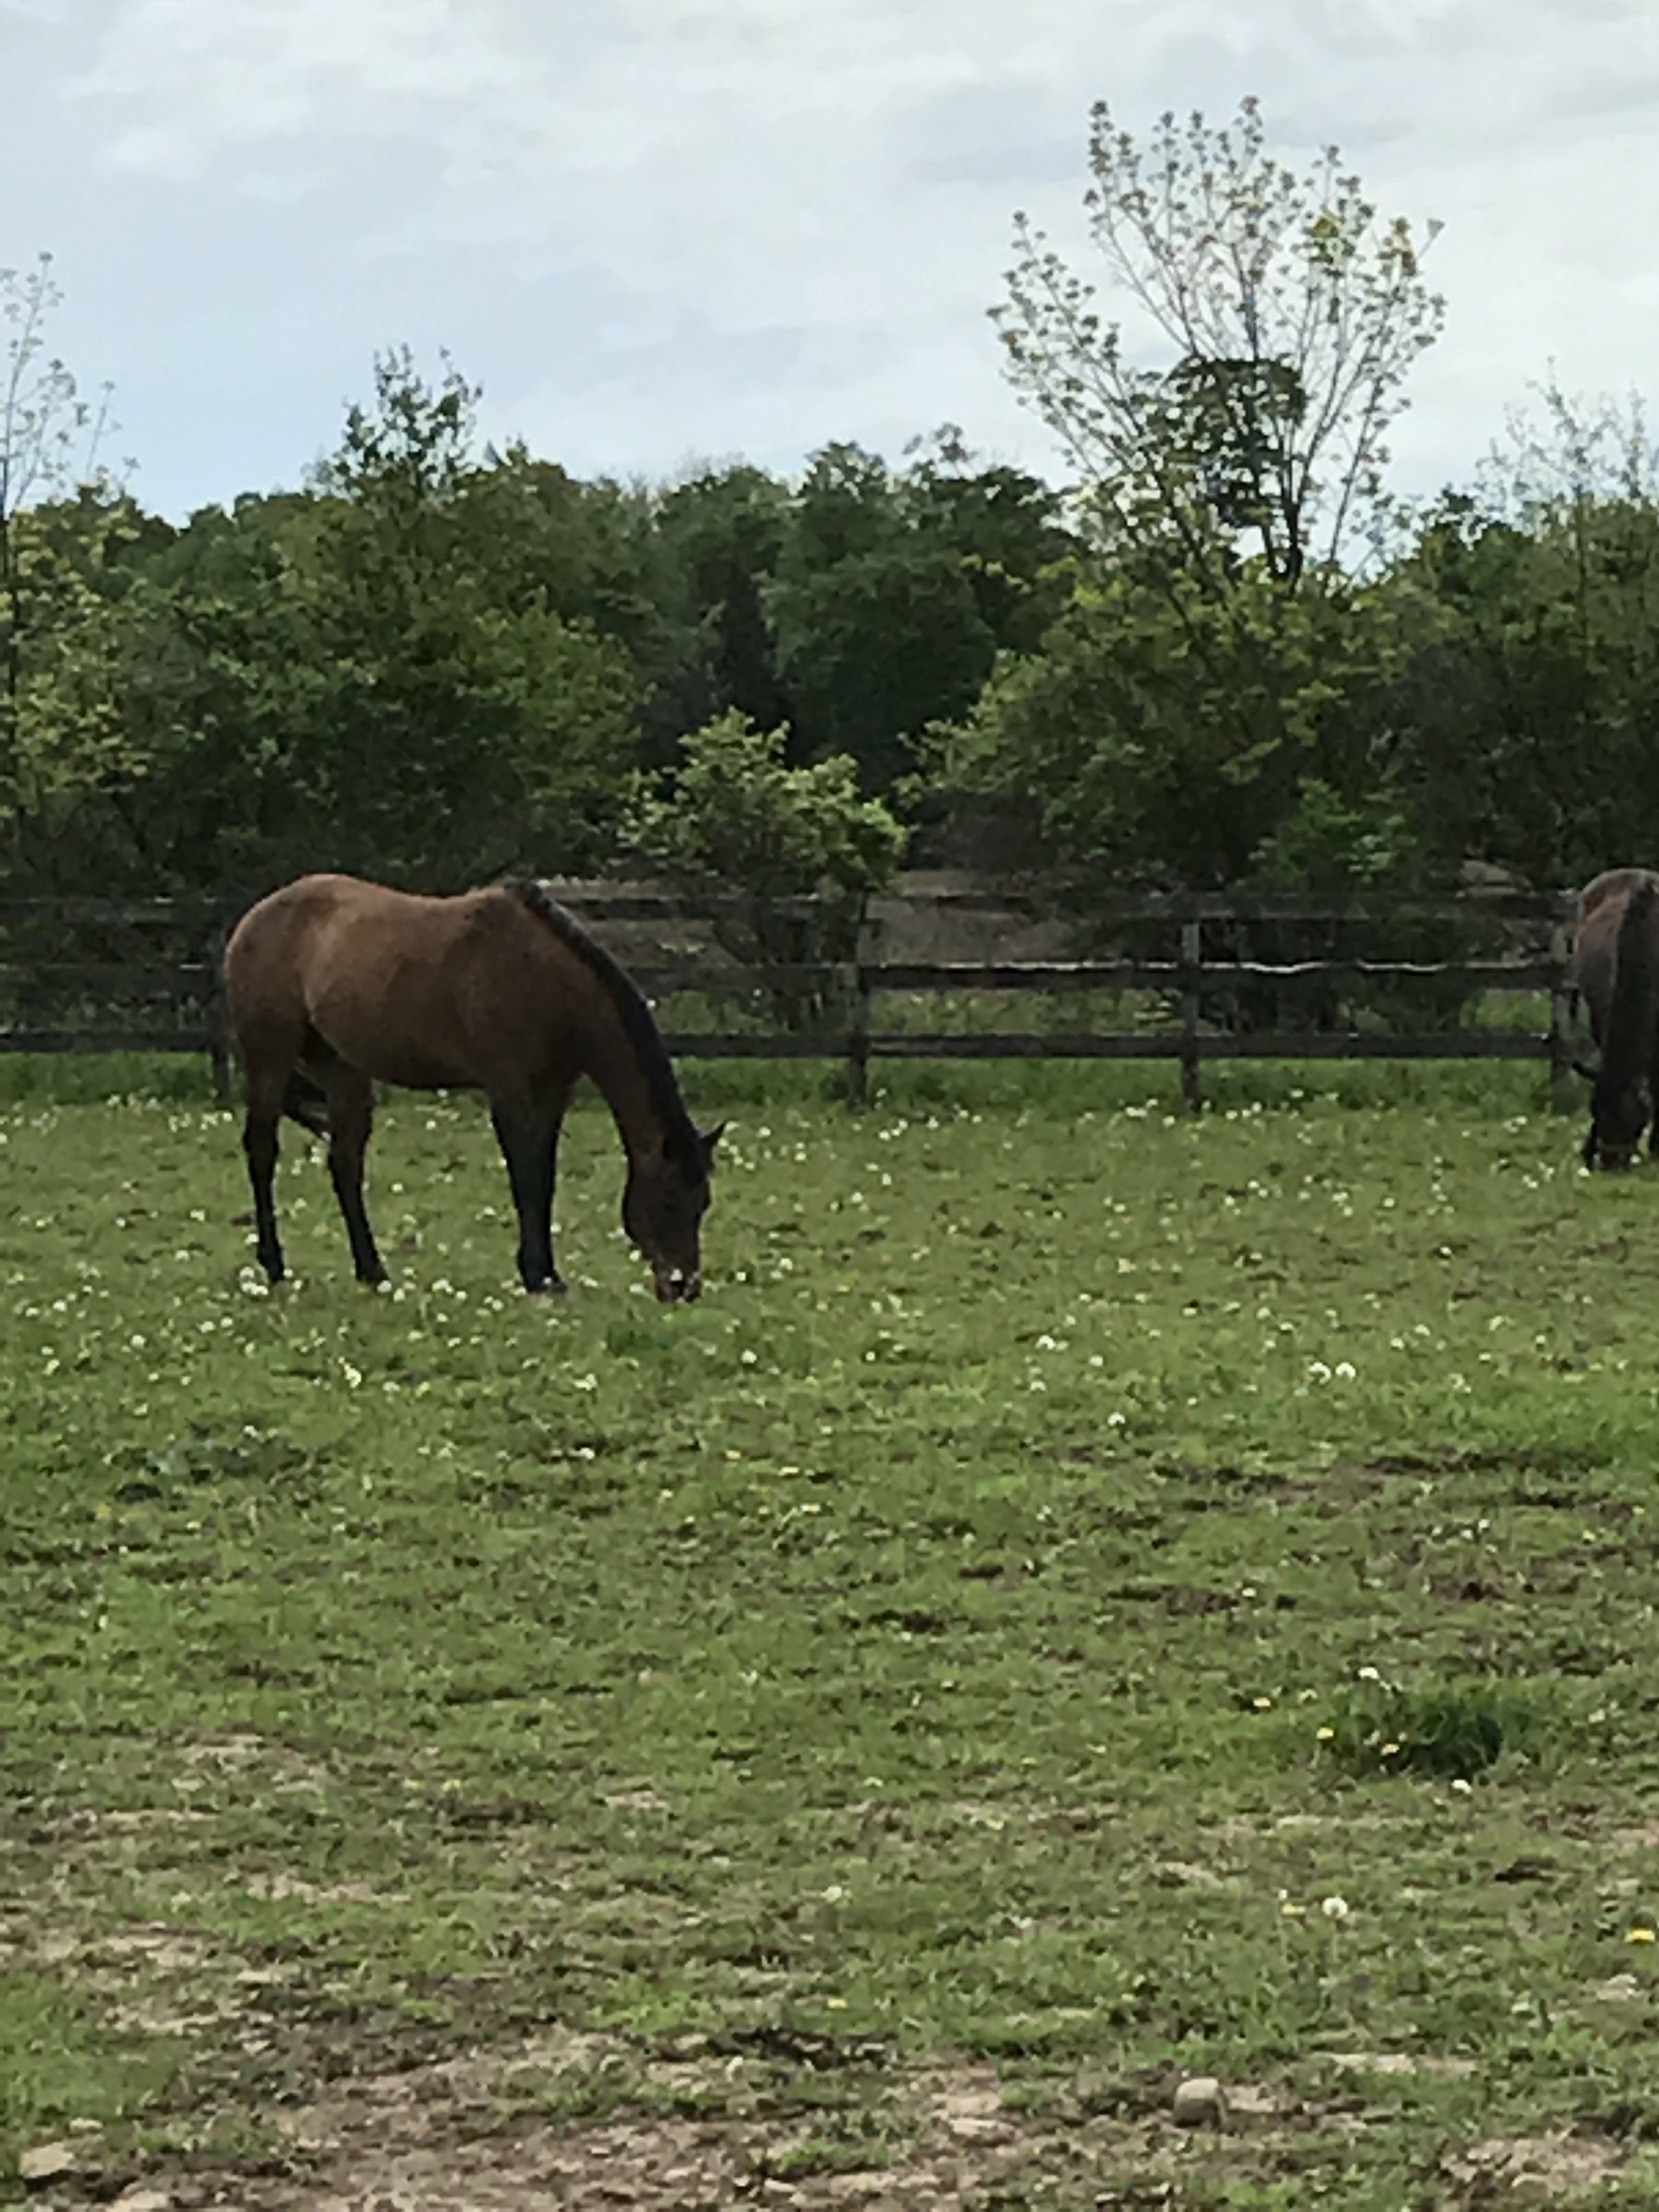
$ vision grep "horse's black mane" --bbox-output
[507,878,701,1149]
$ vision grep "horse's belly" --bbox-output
[307,996,477,1093]
[365,1049,476,1092]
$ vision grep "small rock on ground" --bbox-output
[1171,2077,1226,2129]
[19,2143,78,2186]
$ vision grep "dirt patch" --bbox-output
[31,2040,1510,2212]
[1444,2131,1623,2199]
[49,2052,1040,2211]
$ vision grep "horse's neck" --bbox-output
[577,1001,676,1165]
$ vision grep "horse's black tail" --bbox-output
[282,1068,331,1137]
[1589,876,1659,1161]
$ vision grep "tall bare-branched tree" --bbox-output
[0,253,117,817]
[994,98,1445,582]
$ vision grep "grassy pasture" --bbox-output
[6,1054,1659,2204]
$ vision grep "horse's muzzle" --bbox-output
[1593,1148,1641,1173]
[654,1266,702,1303]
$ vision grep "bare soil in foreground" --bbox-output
[25,2031,1629,2209]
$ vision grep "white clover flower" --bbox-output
[1321,1895,1351,1922]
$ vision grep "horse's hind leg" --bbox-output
[325,1065,387,1285]
[241,1064,291,1283]
[491,1093,569,1294]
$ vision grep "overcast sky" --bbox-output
[6,0,1658,520]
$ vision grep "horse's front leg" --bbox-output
[326,1067,387,1285]
[491,1097,567,1293]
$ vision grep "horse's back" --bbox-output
[227,874,465,1012]
[225,874,568,1091]
[1579,866,1657,922]
[1571,867,1659,1047]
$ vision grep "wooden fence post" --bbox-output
[845,900,876,1105]
[845,970,871,1105]
[1179,916,1203,1112]
[1548,915,1577,1115]
[207,918,234,1103]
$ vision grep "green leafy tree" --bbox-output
[1395,388,1659,885]
[941,556,1429,889]
[763,443,988,792]
[2,492,165,887]
[111,355,643,892]
[646,465,792,757]
[453,448,670,662]
[900,430,1076,656]
[102,490,328,889]
[763,439,1073,796]
[621,709,906,1024]
[290,357,640,878]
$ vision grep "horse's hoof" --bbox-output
[526,1274,568,1297]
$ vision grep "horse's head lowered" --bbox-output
[624,1121,722,1301]
[1584,1073,1651,1172]
[1582,873,1659,1171]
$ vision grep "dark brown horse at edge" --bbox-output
[223,874,720,1297]
[1572,866,1659,1169]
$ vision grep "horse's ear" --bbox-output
[701,1121,726,1168]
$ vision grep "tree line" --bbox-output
[5,101,1659,917]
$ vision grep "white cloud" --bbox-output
[7,0,1659,511]
[80,0,541,165]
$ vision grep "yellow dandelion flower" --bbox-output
[1628,1927,1656,1945]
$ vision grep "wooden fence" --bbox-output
[0,884,1586,1110]
[0,898,234,1094]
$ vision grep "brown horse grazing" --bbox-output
[1571,867,1658,1058]
[223,874,720,1297]
[1579,869,1659,1169]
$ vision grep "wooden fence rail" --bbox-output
[646,960,1577,1108]
[0,889,1588,1112]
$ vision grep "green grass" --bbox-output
[5,1054,1659,2202]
